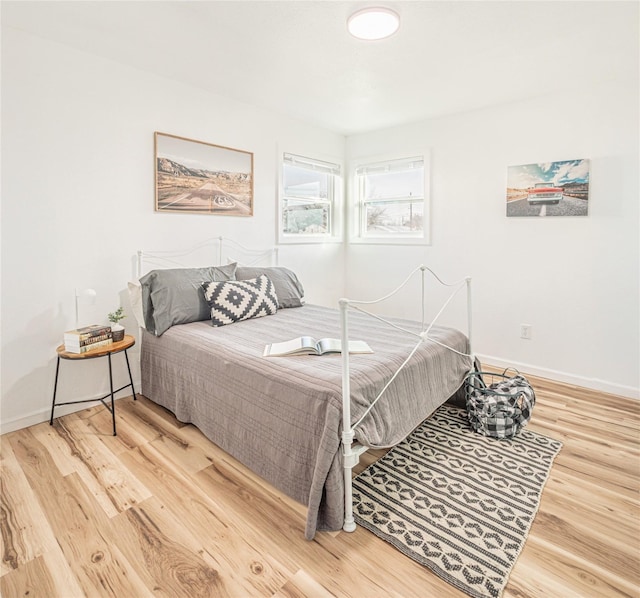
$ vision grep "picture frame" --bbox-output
[506,158,590,217]
[155,132,253,216]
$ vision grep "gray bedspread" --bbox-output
[141,304,471,539]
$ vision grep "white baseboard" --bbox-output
[0,381,141,435]
[1,408,48,435]
[476,353,639,400]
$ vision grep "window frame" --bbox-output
[349,152,430,245]
[278,151,343,245]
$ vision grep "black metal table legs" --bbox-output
[49,348,137,436]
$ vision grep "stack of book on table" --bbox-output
[64,324,113,354]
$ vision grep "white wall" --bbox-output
[3,24,638,437]
[346,80,639,398]
[0,28,345,433]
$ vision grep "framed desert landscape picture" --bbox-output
[506,158,590,217]
[155,132,253,216]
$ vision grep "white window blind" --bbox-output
[356,156,424,176]
[284,153,341,176]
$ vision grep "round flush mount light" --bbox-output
[347,7,400,41]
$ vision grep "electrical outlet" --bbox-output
[520,324,532,340]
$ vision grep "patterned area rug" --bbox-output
[353,405,562,598]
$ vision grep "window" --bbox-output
[354,156,427,242]
[280,153,341,242]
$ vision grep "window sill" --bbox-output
[348,236,430,246]
[278,235,343,245]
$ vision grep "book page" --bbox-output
[263,336,318,357]
[316,338,342,354]
[316,339,373,355]
[346,340,374,354]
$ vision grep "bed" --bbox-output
[134,238,474,539]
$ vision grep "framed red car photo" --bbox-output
[506,158,590,217]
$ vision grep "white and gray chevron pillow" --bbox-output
[202,275,278,327]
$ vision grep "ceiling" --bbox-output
[3,1,637,135]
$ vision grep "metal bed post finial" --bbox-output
[217,236,224,266]
[137,250,143,279]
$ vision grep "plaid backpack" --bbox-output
[464,370,535,439]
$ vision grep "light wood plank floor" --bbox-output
[1,372,638,597]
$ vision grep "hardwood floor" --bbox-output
[1,372,638,597]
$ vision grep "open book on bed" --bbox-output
[263,336,373,357]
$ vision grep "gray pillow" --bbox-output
[140,263,237,335]
[235,266,304,308]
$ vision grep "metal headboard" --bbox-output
[136,236,279,278]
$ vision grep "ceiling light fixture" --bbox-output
[347,7,400,41]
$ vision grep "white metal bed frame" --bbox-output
[338,265,473,532]
[136,236,279,278]
[135,237,474,535]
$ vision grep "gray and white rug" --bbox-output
[353,404,562,598]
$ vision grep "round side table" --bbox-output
[50,334,137,436]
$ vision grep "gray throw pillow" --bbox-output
[235,266,304,308]
[140,263,237,335]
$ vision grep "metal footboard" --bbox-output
[340,265,474,532]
